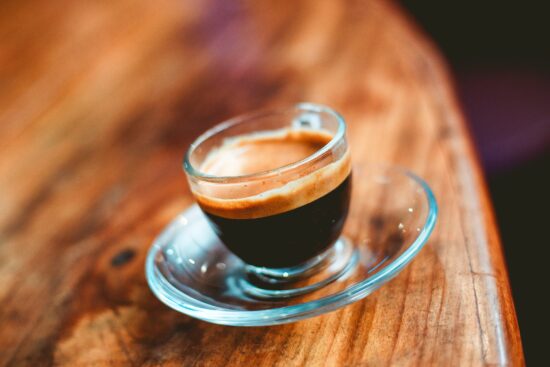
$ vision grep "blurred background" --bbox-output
[401,1,549,363]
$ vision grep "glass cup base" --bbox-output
[241,238,359,299]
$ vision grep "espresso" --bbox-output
[194,128,351,268]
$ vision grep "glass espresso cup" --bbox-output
[184,103,351,281]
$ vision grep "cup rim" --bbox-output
[183,102,346,184]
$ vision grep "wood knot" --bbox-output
[111,248,136,267]
[370,215,385,230]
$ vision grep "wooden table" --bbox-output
[0,0,524,365]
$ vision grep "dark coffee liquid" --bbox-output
[194,128,351,268]
[202,175,351,268]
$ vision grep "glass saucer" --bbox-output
[145,164,437,326]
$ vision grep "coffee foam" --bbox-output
[192,128,351,219]
[200,129,328,177]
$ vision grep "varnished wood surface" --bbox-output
[0,0,523,365]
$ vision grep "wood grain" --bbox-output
[0,0,524,365]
